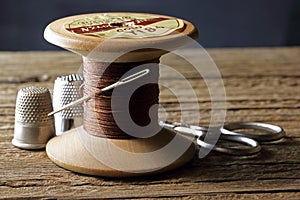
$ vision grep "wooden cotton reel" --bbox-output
[44,12,198,177]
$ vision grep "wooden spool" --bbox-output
[44,12,198,177]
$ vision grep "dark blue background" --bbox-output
[0,0,299,50]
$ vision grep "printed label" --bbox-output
[64,14,184,38]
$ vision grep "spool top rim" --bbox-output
[44,12,198,56]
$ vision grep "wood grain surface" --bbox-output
[0,47,299,199]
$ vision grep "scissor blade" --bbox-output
[174,126,205,138]
[159,121,206,138]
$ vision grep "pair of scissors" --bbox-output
[159,121,285,156]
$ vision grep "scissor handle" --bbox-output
[196,135,261,156]
[221,122,285,142]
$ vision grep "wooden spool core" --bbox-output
[45,12,198,177]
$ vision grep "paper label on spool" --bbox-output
[64,14,184,39]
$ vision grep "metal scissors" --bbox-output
[159,121,285,156]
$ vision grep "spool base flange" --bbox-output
[46,126,195,177]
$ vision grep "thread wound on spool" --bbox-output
[83,57,160,139]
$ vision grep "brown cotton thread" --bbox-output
[82,57,160,139]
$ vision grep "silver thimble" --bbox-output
[12,86,55,149]
[53,74,84,135]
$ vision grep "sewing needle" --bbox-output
[48,69,150,116]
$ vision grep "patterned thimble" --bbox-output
[53,74,84,135]
[12,86,55,149]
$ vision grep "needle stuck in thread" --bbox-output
[48,69,150,116]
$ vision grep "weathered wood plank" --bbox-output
[0,48,299,199]
[1,180,299,199]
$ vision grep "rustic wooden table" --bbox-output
[0,47,299,199]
